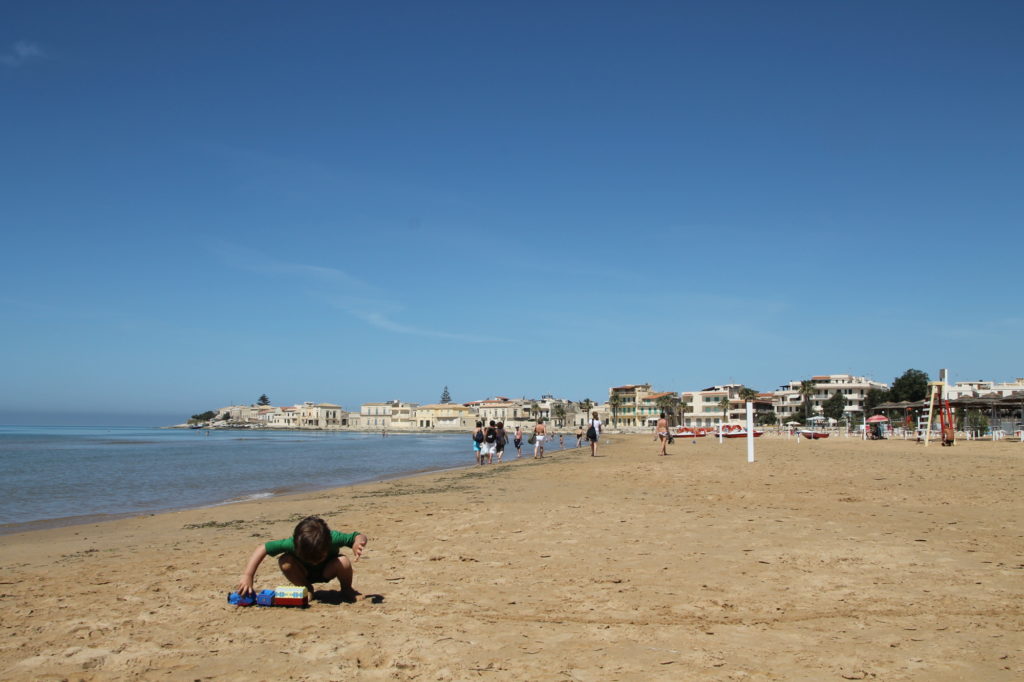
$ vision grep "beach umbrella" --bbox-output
[866,415,888,423]
[785,421,800,426]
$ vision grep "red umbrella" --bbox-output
[866,415,889,423]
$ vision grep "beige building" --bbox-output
[359,402,395,429]
[473,398,532,429]
[415,403,477,430]
[607,384,651,428]
[681,387,729,428]
[608,384,679,428]
[266,406,300,428]
[680,385,771,427]
[388,402,420,430]
[298,402,347,429]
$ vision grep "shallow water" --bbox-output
[0,426,483,532]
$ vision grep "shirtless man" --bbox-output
[533,419,547,459]
[656,412,670,456]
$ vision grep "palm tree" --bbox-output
[718,396,732,422]
[656,394,679,426]
[579,398,594,427]
[798,380,816,420]
[738,387,758,403]
[552,403,567,427]
[608,393,622,428]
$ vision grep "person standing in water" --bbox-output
[533,419,547,459]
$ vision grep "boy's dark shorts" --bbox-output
[280,553,336,583]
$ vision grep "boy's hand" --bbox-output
[237,576,256,596]
[352,534,368,561]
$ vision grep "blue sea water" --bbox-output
[0,426,494,533]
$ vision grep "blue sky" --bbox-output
[2,1,1022,425]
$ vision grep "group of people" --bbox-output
[472,411,604,464]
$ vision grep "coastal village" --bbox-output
[186,372,1024,436]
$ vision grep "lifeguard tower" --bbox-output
[924,378,955,447]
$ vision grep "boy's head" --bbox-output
[293,516,331,564]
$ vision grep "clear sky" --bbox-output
[2,1,1022,426]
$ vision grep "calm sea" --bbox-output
[0,426,541,534]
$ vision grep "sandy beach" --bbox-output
[1,434,1021,681]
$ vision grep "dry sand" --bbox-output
[1,434,1021,681]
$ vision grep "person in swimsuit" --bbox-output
[514,426,523,458]
[533,419,546,458]
[472,421,485,465]
[575,426,584,448]
[656,412,669,456]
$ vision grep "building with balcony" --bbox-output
[679,384,770,427]
[948,377,1024,399]
[773,374,888,422]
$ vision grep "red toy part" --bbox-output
[272,597,309,607]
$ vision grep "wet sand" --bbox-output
[1,434,1021,680]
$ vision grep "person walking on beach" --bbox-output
[575,425,584,448]
[514,425,524,458]
[533,419,547,458]
[495,421,507,463]
[472,421,485,465]
[483,420,499,464]
[586,411,602,456]
[656,412,670,456]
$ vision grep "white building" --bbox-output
[947,378,1024,399]
[773,374,888,422]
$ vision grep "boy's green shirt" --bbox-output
[264,530,361,567]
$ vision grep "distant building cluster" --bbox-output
[193,374,1024,431]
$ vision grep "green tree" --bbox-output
[440,386,452,404]
[553,403,567,426]
[579,398,594,426]
[718,396,731,421]
[190,410,216,422]
[964,409,989,433]
[257,394,271,406]
[656,394,679,425]
[759,411,778,426]
[738,387,759,403]
[822,391,847,423]
[608,393,622,427]
[864,387,889,412]
[889,369,930,403]
[798,380,816,418]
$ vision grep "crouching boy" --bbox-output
[237,515,368,600]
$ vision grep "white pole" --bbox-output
[746,401,755,463]
[718,418,723,444]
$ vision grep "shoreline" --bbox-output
[2,435,1020,680]
[0,456,484,538]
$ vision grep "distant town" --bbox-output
[182,372,1024,434]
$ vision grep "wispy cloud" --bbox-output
[221,248,502,343]
[0,41,46,67]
